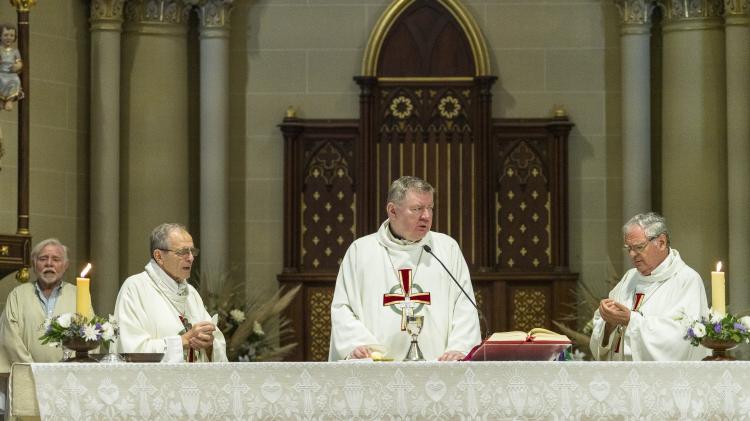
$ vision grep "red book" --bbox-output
[464,328,571,361]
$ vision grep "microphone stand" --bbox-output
[423,245,490,339]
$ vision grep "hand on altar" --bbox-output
[182,321,216,350]
[599,298,631,326]
[349,345,374,359]
[437,350,465,361]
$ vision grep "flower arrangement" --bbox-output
[196,272,300,362]
[39,313,119,347]
[683,309,750,347]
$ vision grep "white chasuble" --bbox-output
[329,221,481,361]
[590,249,710,361]
[114,260,227,362]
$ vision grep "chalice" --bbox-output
[403,314,425,361]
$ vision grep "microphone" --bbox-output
[422,244,489,338]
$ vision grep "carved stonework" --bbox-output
[724,0,750,15]
[91,0,126,30]
[9,0,37,12]
[614,0,656,25]
[195,0,234,30]
[91,0,125,21]
[308,289,333,361]
[125,0,191,25]
[660,0,724,22]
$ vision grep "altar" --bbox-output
[7,361,750,419]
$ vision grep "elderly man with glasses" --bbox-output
[590,212,709,361]
[114,223,227,361]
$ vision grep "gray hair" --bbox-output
[386,176,435,205]
[150,223,187,255]
[623,212,670,244]
[30,238,69,267]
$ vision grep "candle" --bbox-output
[711,261,725,314]
[76,263,93,319]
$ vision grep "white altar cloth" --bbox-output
[17,361,750,419]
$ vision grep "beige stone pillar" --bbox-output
[615,0,654,270]
[660,0,727,282]
[121,0,192,275]
[197,0,233,291]
[724,0,750,312]
[90,0,125,315]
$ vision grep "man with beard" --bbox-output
[0,239,84,371]
[114,223,227,362]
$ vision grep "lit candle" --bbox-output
[711,261,726,314]
[76,263,93,319]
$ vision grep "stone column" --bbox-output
[90,0,125,315]
[660,0,727,281]
[121,0,192,275]
[615,0,654,270]
[196,0,233,291]
[724,0,750,312]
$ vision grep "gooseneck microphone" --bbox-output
[423,244,489,338]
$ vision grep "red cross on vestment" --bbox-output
[614,292,645,353]
[383,268,431,330]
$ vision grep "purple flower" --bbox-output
[734,322,747,333]
[687,327,695,338]
[714,323,722,333]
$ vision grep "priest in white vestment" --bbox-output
[0,239,81,371]
[590,212,709,361]
[114,223,227,362]
[329,176,481,361]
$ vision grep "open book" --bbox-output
[485,328,571,344]
[464,328,571,361]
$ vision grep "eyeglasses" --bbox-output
[160,247,200,257]
[623,236,656,254]
[402,205,434,215]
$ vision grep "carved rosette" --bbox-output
[660,0,725,23]
[91,0,126,30]
[124,0,192,25]
[614,0,655,25]
[195,0,234,32]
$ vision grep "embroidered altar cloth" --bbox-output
[25,361,750,420]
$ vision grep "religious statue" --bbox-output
[0,23,23,111]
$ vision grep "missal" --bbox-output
[464,328,572,361]
[484,328,571,344]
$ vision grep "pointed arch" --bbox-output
[361,0,491,77]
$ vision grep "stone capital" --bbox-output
[615,0,655,25]
[91,0,126,31]
[124,0,191,26]
[659,0,724,24]
[724,0,750,16]
[193,0,235,33]
[9,0,37,12]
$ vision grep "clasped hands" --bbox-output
[181,321,216,350]
[599,298,631,329]
[350,345,465,361]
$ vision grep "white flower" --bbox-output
[692,323,706,338]
[253,321,264,336]
[83,324,100,341]
[57,313,73,328]
[709,311,724,324]
[108,314,117,324]
[101,322,116,341]
[230,309,246,323]
[740,316,750,330]
[571,349,586,361]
